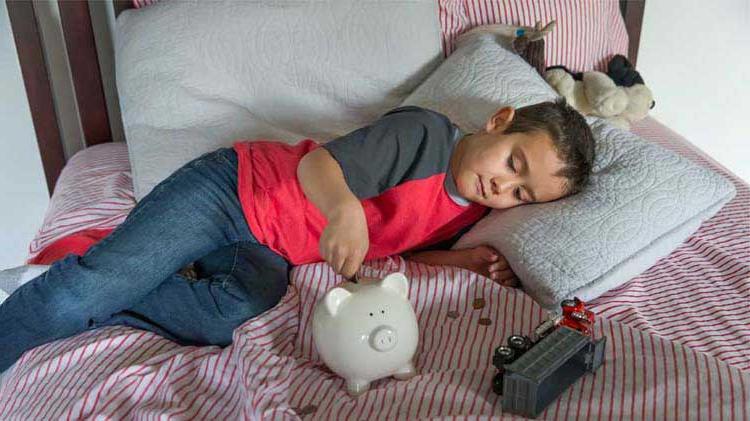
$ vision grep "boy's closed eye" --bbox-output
[506,153,528,203]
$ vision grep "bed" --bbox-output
[2,1,748,419]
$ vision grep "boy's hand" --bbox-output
[457,245,519,287]
[404,245,519,287]
[297,147,370,279]
[319,201,369,279]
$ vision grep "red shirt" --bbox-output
[233,106,488,265]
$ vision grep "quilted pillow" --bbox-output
[116,0,442,199]
[401,31,736,309]
[439,0,629,72]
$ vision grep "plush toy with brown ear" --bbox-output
[456,21,556,75]
[544,56,655,130]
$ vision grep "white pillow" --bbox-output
[402,31,736,309]
[116,0,442,199]
[402,29,558,132]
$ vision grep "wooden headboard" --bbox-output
[8,0,645,195]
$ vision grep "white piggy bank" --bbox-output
[312,272,419,396]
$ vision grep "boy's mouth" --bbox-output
[476,175,486,198]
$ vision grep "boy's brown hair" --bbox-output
[503,98,596,195]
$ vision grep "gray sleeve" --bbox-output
[322,106,452,199]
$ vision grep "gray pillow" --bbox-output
[402,31,736,309]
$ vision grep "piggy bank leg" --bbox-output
[346,378,370,396]
[392,361,417,380]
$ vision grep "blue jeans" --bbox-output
[0,148,289,372]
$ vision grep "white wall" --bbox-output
[0,1,50,269]
[638,0,750,182]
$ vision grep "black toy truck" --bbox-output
[491,298,607,418]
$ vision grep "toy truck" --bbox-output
[491,298,606,418]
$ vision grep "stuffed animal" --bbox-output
[456,21,556,75]
[544,55,655,130]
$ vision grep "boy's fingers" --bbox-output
[331,249,345,275]
[341,258,354,279]
[501,277,520,287]
[489,260,508,271]
[342,251,366,279]
[479,246,499,262]
[495,269,515,281]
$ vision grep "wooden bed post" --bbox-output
[620,0,646,67]
[6,0,66,195]
[57,0,112,147]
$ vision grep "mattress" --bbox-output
[3,117,748,419]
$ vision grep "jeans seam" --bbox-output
[215,148,235,167]
[83,163,196,255]
[83,152,221,256]
[221,243,240,289]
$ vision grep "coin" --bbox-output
[473,298,486,309]
[295,404,317,416]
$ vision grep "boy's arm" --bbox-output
[403,249,467,268]
[404,246,520,287]
[298,105,451,277]
[297,148,368,278]
[319,106,448,200]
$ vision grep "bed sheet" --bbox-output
[4,117,748,419]
[1,259,747,419]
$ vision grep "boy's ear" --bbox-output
[486,106,515,133]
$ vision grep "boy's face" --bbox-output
[450,107,569,209]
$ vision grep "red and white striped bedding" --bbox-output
[1,259,747,419]
[26,142,135,263]
[438,0,629,71]
[3,117,749,418]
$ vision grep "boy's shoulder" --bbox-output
[383,105,452,124]
[381,105,456,139]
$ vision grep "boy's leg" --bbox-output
[0,148,251,371]
[95,241,289,346]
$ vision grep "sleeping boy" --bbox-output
[0,98,594,372]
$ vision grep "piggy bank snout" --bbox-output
[370,325,398,352]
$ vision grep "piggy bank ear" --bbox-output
[381,272,409,299]
[324,287,352,316]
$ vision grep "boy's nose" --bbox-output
[491,178,512,196]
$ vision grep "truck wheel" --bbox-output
[508,335,532,352]
[561,299,576,308]
[493,345,516,368]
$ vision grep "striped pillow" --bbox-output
[439,0,629,72]
[132,0,157,7]
[27,143,136,262]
